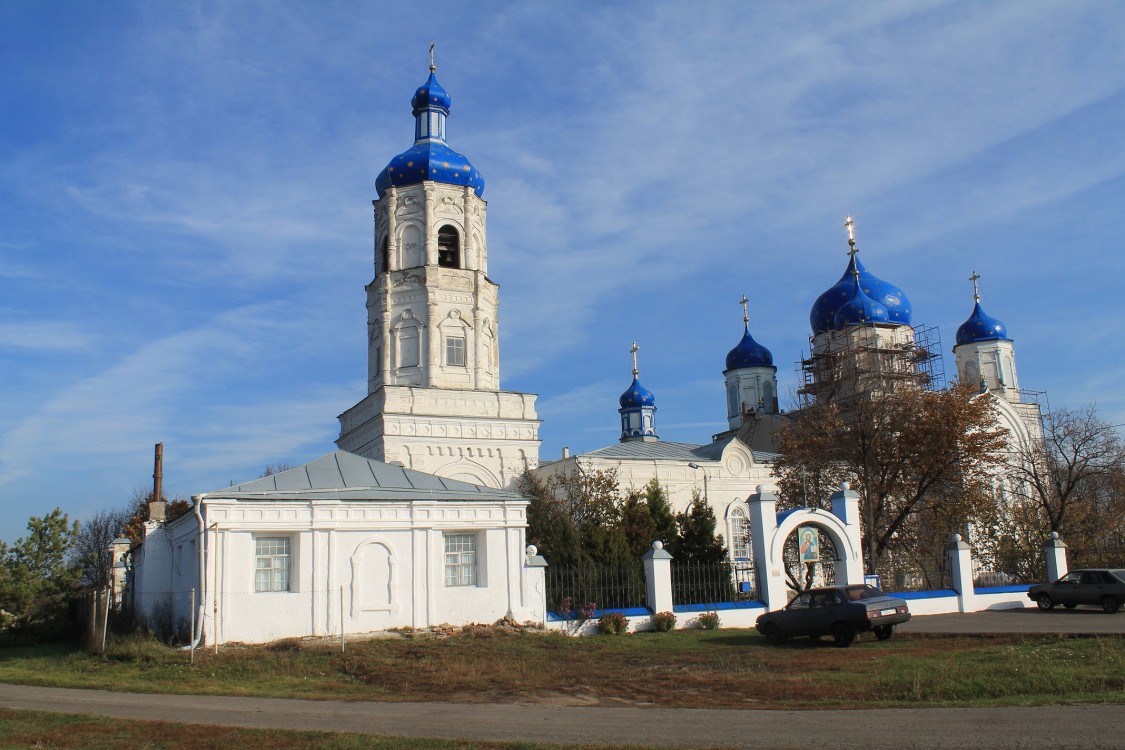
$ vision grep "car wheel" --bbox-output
[1064,603,1077,609]
[1036,593,1054,610]
[874,624,894,641]
[763,623,786,644]
[1102,597,1121,614]
[832,622,855,648]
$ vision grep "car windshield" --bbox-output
[1110,570,1125,584]
[842,585,884,601]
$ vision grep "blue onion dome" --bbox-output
[810,256,912,334]
[411,71,451,114]
[833,274,890,328]
[375,70,485,199]
[725,327,774,370]
[619,377,656,408]
[956,301,1009,345]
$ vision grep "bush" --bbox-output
[652,611,676,632]
[596,611,629,635]
[696,611,721,630]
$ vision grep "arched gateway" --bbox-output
[747,483,866,610]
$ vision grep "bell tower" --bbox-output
[337,55,540,489]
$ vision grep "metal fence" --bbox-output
[1067,547,1125,570]
[672,561,756,605]
[878,554,952,592]
[972,556,1040,587]
[544,563,647,614]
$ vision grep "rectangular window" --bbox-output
[445,336,466,367]
[444,533,477,587]
[255,537,291,592]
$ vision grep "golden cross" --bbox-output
[630,341,639,377]
[970,270,981,302]
[844,215,856,244]
[429,42,436,72]
[740,294,749,327]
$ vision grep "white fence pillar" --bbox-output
[523,545,548,625]
[642,541,673,613]
[1043,532,1068,582]
[947,533,976,613]
[828,482,866,585]
[748,486,788,611]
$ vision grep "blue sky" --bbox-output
[2,1,1124,542]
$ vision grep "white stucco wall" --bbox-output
[139,495,539,645]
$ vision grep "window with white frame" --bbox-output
[445,335,466,367]
[444,533,477,586]
[255,537,291,592]
[729,505,751,560]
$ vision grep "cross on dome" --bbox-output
[428,41,436,72]
[970,270,981,302]
[740,294,749,328]
[630,341,639,377]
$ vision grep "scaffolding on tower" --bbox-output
[797,322,946,408]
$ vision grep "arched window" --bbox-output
[437,226,460,268]
[380,236,390,274]
[727,383,739,418]
[728,505,751,560]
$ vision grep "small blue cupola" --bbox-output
[957,273,1010,344]
[725,298,774,371]
[723,296,779,426]
[809,217,912,334]
[619,342,658,442]
[375,50,485,199]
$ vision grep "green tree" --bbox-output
[519,469,584,566]
[0,508,81,636]
[645,478,679,549]
[673,492,727,564]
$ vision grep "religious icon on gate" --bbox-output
[798,526,820,563]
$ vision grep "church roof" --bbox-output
[201,451,525,502]
[578,439,778,464]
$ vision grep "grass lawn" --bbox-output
[0,628,1123,710]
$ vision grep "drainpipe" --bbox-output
[191,494,207,649]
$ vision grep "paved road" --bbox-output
[2,612,1122,749]
[900,606,1125,635]
[1,683,1123,750]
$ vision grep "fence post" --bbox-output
[340,586,345,653]
[1043,532,1068,582]
[86,592,98,653]
[190,588,196,665]
[947,533,976,613]
[99,589,110,655]
[642,541,673,614]
[523,545,548,626]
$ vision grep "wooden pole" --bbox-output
[340,586,345,653]
[189,588,196,665]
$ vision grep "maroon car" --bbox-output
[756,584,911,647]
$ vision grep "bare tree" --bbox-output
[71,508,130,588]
[260,463,296,477]
[1005,405,1125,554]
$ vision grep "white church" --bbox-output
[131,61,1042,642]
